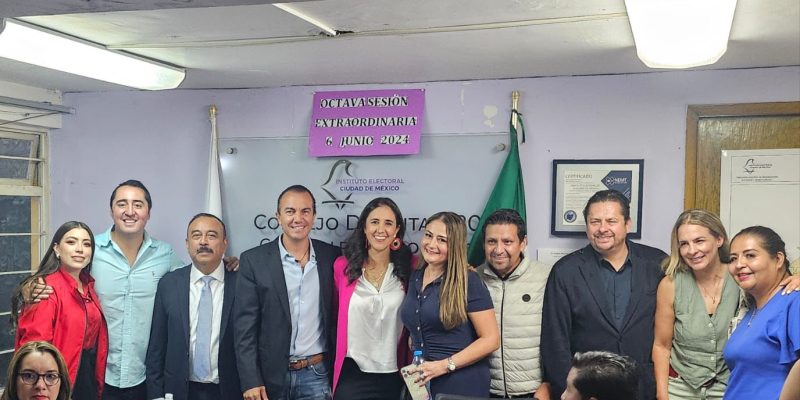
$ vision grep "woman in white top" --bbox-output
[331,197,414,400]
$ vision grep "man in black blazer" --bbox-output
[145,213,240,400]
[541,190,667,400]
[234,185,339,400]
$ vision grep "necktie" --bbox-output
[193,275,214,380]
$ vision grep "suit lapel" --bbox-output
[620,247,645,332]
[267,241,291,321]
[179,265,192,347]
[577,249,618,331]
[220,269,237,340]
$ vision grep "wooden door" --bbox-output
[684,102,800,214]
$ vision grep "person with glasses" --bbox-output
[11,221,109,400]
[0,341,71,400]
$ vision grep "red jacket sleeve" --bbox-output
[15,295,57,348]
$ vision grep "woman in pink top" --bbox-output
[332,197,414,400]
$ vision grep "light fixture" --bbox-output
[624,0,738,69]
[273,3,338,37]
[0,18,185,90]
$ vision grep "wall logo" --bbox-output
[742,158,772,174]
[321,160,355,209]
[319,159,407,210]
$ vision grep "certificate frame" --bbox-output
[551,159,644,238]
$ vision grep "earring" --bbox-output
[390,237,402,251]
[55,252,60,260]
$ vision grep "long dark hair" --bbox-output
[343,197,411,285]
[11,221,95,328]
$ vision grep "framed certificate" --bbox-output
[551,159,644,238]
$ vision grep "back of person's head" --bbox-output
[571,351,638,400]
[1,341,71,400]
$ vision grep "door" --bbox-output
[684,101,800,213]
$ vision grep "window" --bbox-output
[0,127,48,385]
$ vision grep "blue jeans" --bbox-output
[277,362,332,400]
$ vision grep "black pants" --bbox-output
[333,358,403,400]
[189,381,221,400]
[73,348,97,400]
[102,381,147,400]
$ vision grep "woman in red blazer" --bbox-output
[12,221,109,400]
[332,197,414,400]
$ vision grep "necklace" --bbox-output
[364,265,388,289]
[294,245,310,266]
[699,275,722,306]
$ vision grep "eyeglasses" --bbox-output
[17,371,60,386]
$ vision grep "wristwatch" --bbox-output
[447,357,456,373]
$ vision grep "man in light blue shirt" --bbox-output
[234,185,339,400]
[93,180,184,400]
[32,180,226,400]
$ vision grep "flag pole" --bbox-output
[206,104,222,216]
[511,91,520,130]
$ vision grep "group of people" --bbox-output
[4,179,799,400]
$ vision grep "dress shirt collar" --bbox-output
[589,240,633,270]
[277,234,317,263]
[190,260,225,284]
[97,226,156,250]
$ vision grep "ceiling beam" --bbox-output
[0,0,311,17]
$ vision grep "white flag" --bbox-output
[205,105,222,216]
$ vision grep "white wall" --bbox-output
[51,66,800,261]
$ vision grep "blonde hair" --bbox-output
[662,209,730,278]
[423,212,469,330]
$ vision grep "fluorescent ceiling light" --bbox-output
[273,3,338,37]
[625,0,738,69]
[0,19,185,90]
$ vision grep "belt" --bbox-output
[669,365,717,388]
[288,353,324,371]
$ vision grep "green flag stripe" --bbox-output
[466,110,527,266]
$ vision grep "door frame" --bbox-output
[684,101,800,209]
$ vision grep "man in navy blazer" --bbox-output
[145,213,240,400]
[541,190,667,400]
[234,185,339,400]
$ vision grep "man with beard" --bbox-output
[541,190,667,400]
[145,213,240,400]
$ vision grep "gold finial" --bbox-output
[209,105,217,117]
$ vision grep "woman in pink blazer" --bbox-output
[332,197,414,400]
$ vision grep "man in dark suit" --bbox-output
[145,213,240,400]
[234,185,339,400]
[541,190,667,400]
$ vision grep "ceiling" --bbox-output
[0,0,798,93]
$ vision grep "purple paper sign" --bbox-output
[308,89,425,157]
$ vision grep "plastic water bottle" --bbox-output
[411,350,431,400]
[412,349,424,366]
